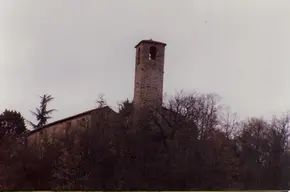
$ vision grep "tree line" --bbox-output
[0,91,290,190]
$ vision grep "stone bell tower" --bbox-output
[133,39,167,113]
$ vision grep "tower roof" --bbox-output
[135,39,167,48]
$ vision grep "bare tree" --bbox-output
[96,94,107,108]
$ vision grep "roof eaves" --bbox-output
[27,106,110,136]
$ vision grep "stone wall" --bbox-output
[133,40,166,111]
[27,106,120,145]
[27,113,91,145]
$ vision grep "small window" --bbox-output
[149,46,157,60]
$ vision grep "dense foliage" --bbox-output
[0,109,27,139]
[1,91,290,190]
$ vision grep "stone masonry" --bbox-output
[133,39,167,112]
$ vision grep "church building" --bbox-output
[27,39,167,143]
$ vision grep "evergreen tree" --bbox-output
[29,94,56,129]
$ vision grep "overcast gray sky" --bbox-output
[1,0,290,126]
